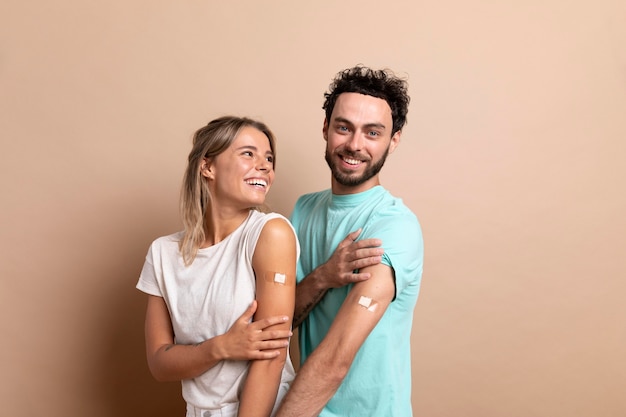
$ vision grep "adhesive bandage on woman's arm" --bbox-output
[262,271,294,286]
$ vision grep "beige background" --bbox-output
[1,1,625,416]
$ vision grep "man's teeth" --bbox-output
[245,179,267,187]
[343,157,361,165]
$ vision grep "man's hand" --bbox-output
[317,228,384,288]
[219,300,291,360]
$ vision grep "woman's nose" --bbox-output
[257,158,271,171]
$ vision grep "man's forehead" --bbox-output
[332,93,392,126]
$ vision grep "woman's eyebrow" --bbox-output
[235,145,273,156]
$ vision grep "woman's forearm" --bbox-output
[237,353,287,417]
[147,336,226,382]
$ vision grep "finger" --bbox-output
[338,229,363,249]
[351,255,383,270]
[352,238,383,249]
[352,247,384,259]
[257,339,291,350]
[345,272,372,283]
[257,329,293,341]
[250,315,290,331]
[250,350,282,360]
[238,300,258,322]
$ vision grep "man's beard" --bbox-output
[324,146,390,187]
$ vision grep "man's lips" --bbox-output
[342,156,362,166]
[339,153,368,168]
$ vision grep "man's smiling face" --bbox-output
[323,92,401,194]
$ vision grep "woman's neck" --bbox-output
[201,206,251,248]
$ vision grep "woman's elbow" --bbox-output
[148,363,172,382]
[147,357,181,382]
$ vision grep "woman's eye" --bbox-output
[266,156,274,163]
[242,151,253,157]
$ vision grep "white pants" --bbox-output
[186,402,238,417]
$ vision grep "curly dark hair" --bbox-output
[322,65,410,135]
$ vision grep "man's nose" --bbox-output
[345,133,362,151]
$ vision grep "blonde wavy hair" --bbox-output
[179,116,276,266]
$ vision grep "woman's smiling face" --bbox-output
[202,126,275,210]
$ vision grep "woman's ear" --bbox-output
[200,158,214,179]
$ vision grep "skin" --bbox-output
[276,93,402,417]
[323,92,400,195]
[292,228,383,328]
[200,126,276,241]
[238,217,297,417]
[144,126,296,417]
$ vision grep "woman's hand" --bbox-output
[220,300,292,361]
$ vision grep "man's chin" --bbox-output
[333,173,367,187]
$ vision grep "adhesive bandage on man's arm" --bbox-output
[357,295,379,312]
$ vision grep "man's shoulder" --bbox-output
[369,189,419,225]
[362,191,422,245]
[294,189,331,209]
[369,208,421,241]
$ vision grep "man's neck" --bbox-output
[330,176,381,195]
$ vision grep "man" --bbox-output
[276,66,424,416]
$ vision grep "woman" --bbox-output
[137,116,298,417]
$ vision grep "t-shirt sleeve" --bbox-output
[364,207,423,296]
[136,244,163,297]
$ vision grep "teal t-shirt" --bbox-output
[290,186,424,416]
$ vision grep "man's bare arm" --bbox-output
[276,262,395,417]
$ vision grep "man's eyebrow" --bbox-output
[332,117,387,130]
[363,122,387,130]
[332,117,354,126]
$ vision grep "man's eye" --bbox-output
[369,131,380,137]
